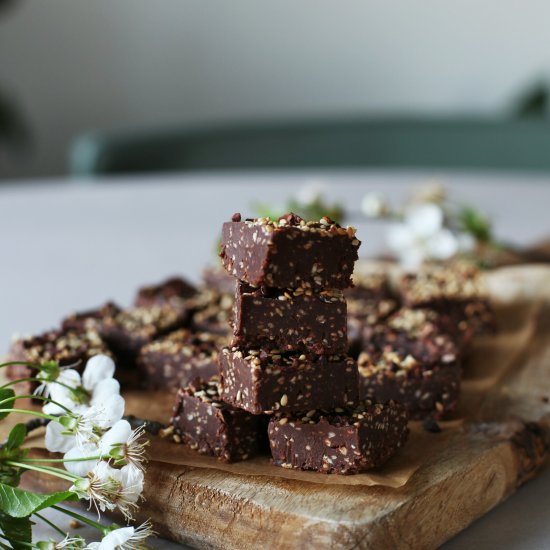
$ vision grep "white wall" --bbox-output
[1,0,549,178]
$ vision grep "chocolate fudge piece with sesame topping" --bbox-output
[6,328,113,394]
[218,347,359,414]
[61,302,121,332]
[99,305,189,366]
[187,287,233,337]
[220,213,361,290]
[364,307,461,365]
[345,271,399,356]
[134,276,197,308]
[232,282,347,355]
[268,401,408,474]
[357,350,461,420]
[171,376,264,462]
[137,329,225,390]
[202,264,236,296]
[399,261,495,345]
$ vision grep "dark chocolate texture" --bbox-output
[171,376,263,462]
[99,305,188,365]
[268,400,409,474]
[219,347,359,414]
[6,328,112,393]
[232,282,347,355]
[134,276,196,308]
[220,213,360,290]
[357,350,460,419]
[137,329,225,390]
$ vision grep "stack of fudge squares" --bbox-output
[171,213,409,474]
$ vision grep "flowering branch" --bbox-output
[0,355,154,548]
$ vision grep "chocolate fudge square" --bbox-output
[399,262,495,346]
[99,305,188,365]
[134,276,196,308]
[357,350,460,420]
[171,377,263,462]
[137,329,225,390]
[61,302,121,332]
[232,282,347,355]
[6,328,112,394]
[268,400,409,474]
[399,261,484,309]
[346,271,399,356]
[202,264,236,296]
[365,307,460,364]
[187,288,233,336]
[220,213,360,290]
[219,347,359,414]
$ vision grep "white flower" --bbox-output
[61,420,148,477]
[82,355,116,392]
[42,369,82,415]
[43,355,124,453]
[404,203,443,239]
[45,393,124,453]
[86,521,154,550]
[387,203,458,270]
[72,462,144,520]
[43,355,117,415]
[63,443,100,477]
[425,227,458,260]
[110,464,145,520]
[99,420,148,471]
[36,535,86,550]
[296,180,329,205]
[360,192,387,218]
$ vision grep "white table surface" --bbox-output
[2,170,550,549]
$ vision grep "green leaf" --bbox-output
[0,511,32,549]
[0,389,15,420]
[459,206,492,243]
[0,484,77,518]
[6,424,26,452]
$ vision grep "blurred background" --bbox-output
[2,0,550,180]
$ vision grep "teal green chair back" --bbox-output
[69,117,550,175]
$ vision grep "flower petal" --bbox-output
[98,527,134,550]
[426,228,459,260]
[64,443,99,476]
[45,421,75,453]
[405,203,444,238]
[118,464,144,502]
[399,246,426,271]
[99,420,132,455]
[90,378,120,406]
[361,192,386,218]
[92,394,125,429]
[82,355,116,392]
[386,224,415,253]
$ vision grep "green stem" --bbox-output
[0,394,73,414]
[0,409,58,421]
[21,455,102,463]
[51,505,108,534]
[0,533,34,548]
[6,460,78,482]
[34,511,67,537]
[0,361,41,369]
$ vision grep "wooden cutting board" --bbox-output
[12,266,550,550]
